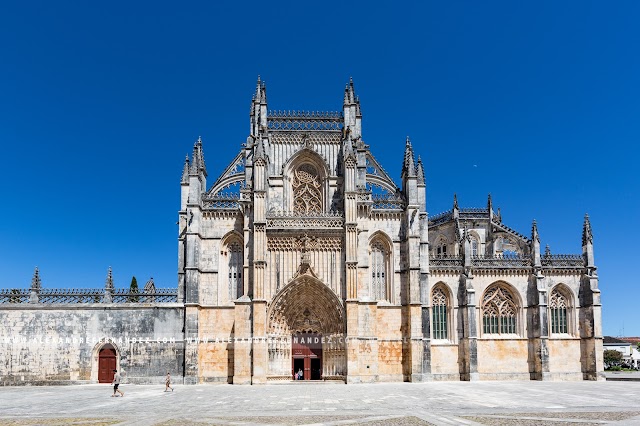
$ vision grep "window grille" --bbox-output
[432,288,448,339]
[228,242,243,300]
[371,241,387,301]
[471,238,478,257]
[482,285,518,335]
[549,288,568,334]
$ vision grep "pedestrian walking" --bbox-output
[165,371,174,392]
[111,369,124,397]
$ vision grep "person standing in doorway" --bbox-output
[165,372,174,392]
[111,369,124,397]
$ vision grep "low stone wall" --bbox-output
[0,304,184,385]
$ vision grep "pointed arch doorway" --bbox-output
[98,344,117,383]
[292,332,323,380]
[267,276,346,381]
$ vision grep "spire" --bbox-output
[190,137,207,177]
[255,137,266,160]
[532,219,541,268]
[462,225,472,268]
[344,134,356,160]
[181,155,190,184]
[349,77,355,103]
[105,266,114,291]
[30,267,41,292]
[255,75,262,102]
[103,266,114,303]
[29,266,41,303]
[532,219,540,244]
[144,277,155,292]
[544,244,551,257]
[260,81,267,104]
[453,193,459,210]
[487,193,493,212]
[416,156,425,185]
[582,213,593,246]
[403,136,416,177]
[343,84,350,106]
[496,207,502,223]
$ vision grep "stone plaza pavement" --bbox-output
[1,381,640,426]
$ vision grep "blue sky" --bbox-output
[0,1,638,336]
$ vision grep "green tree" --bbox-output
[604,349,623,368]
[128,276,139,302]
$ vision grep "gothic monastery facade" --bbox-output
[0,79,604,384]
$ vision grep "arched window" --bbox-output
[228,241,243,300]
[292,164,322,213]
[549,287,570,334]
[370,240,389,301]
[482,284,518,335]
[434,237,447,256]
[432,287,448,340]
[471,237,479,257]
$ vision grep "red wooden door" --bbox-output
[98,345,116,383]
[292,333,322,380]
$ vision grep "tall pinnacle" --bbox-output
[532,219,540,244]
[416,156,425,185]
[403,136,416,177]
[181,155,190,184]
[453,193,459,210]
[105,266,114,291]
[31,267,41,291]
[582,213,593,246]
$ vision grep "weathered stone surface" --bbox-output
[0,305,184,385]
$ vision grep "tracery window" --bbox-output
[432,287,448,339]
[482,284,518,335]
[228,241,243,300]
[292,164,322,213]
[549,288,569,334]
[371,240,388,301]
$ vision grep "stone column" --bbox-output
[233,295,253,384]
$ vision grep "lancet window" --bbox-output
[228,241,243,300]
[482,284,518,335]
[292,164,322,214]
[549,287,569,334]
[370,240,389,301]
[471,237,479,257]
[432,287,449,340]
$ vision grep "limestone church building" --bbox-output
[0,79,604,385]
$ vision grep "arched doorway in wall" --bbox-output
[292,332,323,380]
[98,344,117,383]
[268,276,346,381]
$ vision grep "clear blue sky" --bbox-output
[0,1,638,336]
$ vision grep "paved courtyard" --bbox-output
[1,381,640,425]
